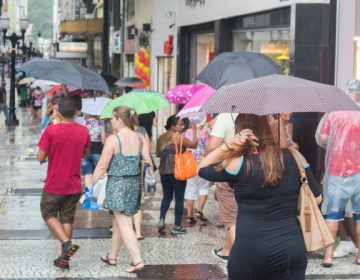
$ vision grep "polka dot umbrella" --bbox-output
[165,84,206,104]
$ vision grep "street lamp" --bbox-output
[0,15,29,126]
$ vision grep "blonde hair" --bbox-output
[113,106,134,130]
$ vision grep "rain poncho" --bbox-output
[315,79,360,217]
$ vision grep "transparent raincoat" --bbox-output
[315,80,360,217]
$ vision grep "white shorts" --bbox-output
[184,175,211,200]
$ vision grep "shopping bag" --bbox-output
[173,133,197,180]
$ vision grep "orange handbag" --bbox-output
[173,133,197,180]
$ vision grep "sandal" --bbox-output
[322,258,333,268]
[186,217,197,224]
[54,256,70,269]
[126,261,144,273]
[195,210,208,222]
[100,253,117,266]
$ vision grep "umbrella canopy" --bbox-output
[50,89,107,104]
[49,84,62,95]
[82,97,111,116]
[18,58,109,92]
[101,72,118,87]
[201,75,360,115]
[115,77,144,88]
[165,84,206,104]
[196,51,283,89]
[177,86,215,119]
[100,90,169,119]
[18,77,35,85]
[30,80,60,90]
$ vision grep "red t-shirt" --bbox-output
[38,122,90,195]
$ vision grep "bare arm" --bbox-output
[82,147,90,159]
[91,136,115,184]
[204,135,223,156]
[36,148,47,161]
[100,126,106,144]
[140,134,153,170]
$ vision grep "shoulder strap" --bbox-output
[115,134,122,153]
[288,147,308,184]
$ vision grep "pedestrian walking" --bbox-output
[156,115,198,235]
[316,79,360,267]
[205,113,238,261]
[184,117,212,224]
[198,114,322,280]
[0,81,9,124]
[91,106,153,273]
[37,95,91,269]
[81,115,106,189]
[131,112,152,240]
[32,86,45,120]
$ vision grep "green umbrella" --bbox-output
[100,89,169,119]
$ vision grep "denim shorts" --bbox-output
[322,172,360,222]
[81,153,101,175]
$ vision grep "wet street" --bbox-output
[0,108,359,279]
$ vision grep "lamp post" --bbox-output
[0,16,29,126]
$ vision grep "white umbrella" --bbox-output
[82,97,111,116]
[31,80,60,90]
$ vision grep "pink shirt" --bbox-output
[320,111,360,177]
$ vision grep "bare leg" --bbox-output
[113,211,143,268]
[344,217,358,246]
[63,223,73,240]
[220,225,236,256]
[198,195,208,213]
[133,210,143,239]
[338,222,351,241]
[46,217,70,243]
[356,222,360,263]
[186,199,194,217]
[324,221,339,264]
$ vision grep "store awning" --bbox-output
[60,18,103,35]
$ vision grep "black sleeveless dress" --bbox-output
[199,149,321,280]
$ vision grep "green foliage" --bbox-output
[28,0,54,39]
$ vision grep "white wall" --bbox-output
[177,0,329,27]
[335,0,357,90]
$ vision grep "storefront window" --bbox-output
[233,28,291,75]
[189,33,215,82]
[354,37,360,79]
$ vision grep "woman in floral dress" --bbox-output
[92,106,153,273]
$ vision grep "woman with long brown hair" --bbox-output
[198,114,322,280]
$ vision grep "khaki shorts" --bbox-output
[40,190,81,224]
[216,182,237,229]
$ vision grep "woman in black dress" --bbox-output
[198,114,322,280]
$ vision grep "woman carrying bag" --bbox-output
[156,115,198,235]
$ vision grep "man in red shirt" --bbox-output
[37,95,90,269]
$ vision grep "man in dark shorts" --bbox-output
[37,95,90,269]
[0,81,9,124]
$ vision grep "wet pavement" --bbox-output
[0,106,360,279]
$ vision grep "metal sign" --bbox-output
[58,42,88,53]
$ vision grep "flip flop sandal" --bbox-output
[100,253,117,266]
[137,236,145,241]
[126,261,144,273]
[186,217,197,224]
[54,257,70,269]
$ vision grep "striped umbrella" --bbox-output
[201,75,360,115]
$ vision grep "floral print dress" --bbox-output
[104,134,142,216]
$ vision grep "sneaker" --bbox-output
[61,241,80,260]
[170,226,187,235]
[158,218,165,233]
[212,248,228,262]
[333,241,358,258]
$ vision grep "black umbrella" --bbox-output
[196,51,283,89]
[115,77,145,88]
[18,58,109,92]
[101,72,118,87]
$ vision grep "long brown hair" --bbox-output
[221,114,284,187]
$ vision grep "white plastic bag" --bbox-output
[93,176,107,208]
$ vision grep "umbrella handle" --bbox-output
[62,84,69,95]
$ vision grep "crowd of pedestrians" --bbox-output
[32,79,360,279]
